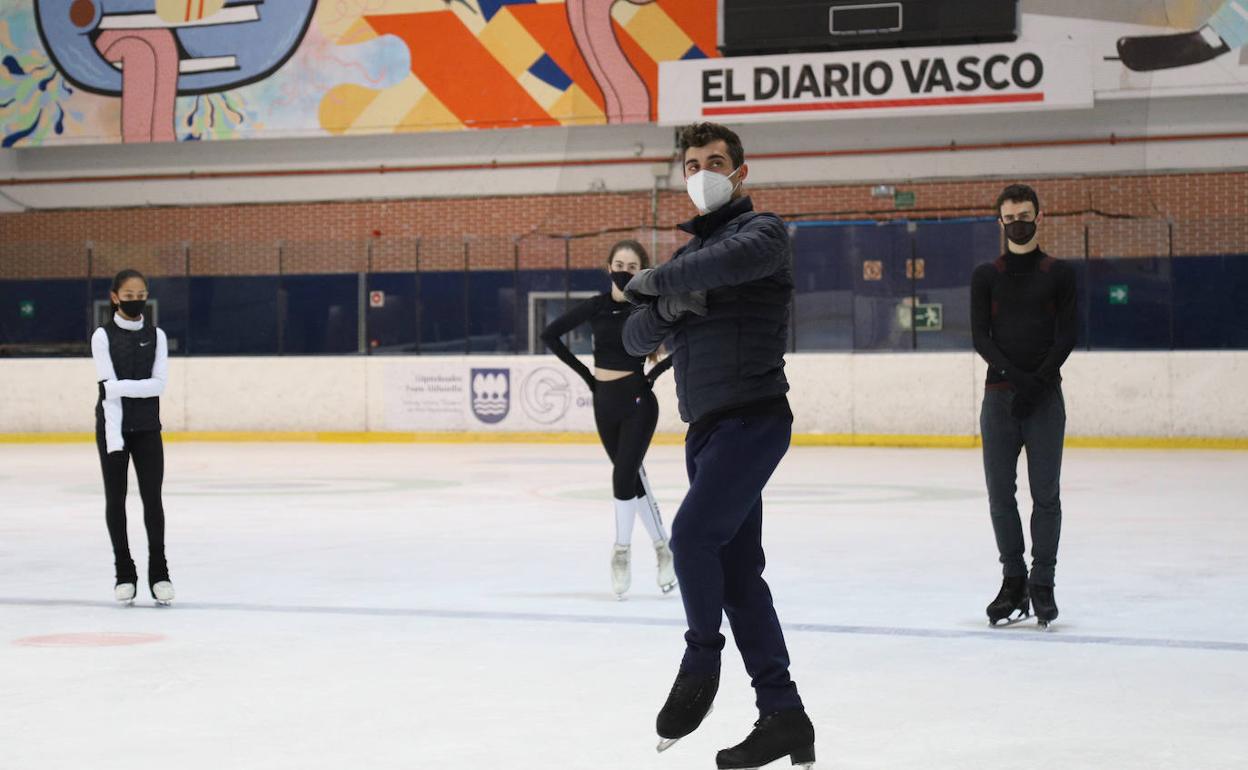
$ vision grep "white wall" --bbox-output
[5,94,1247,211]
[3,352,1246,440]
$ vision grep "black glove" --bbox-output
[1004,367,1046,403]
[656,292,708,322]
[1011,394,1035,419]
[623,268,660,305]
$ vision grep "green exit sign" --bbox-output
[894,190,916,209]
[18,300,35,319]
[1108,285,1129,305]
[914,303,943,331]
[898,302,943,331]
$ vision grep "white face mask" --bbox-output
[686,167,741,215]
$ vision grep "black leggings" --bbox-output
[97,430,167,585]
[593,374,659,500]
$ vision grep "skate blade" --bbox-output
[656,705,713,753]
[656,737,680,753]
[1038,620,1055,632]
[155,600,173,607]
[989,611,1032,628]
[660,583,676,594]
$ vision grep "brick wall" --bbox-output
[1,170,1244,279]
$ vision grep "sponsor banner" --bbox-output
[660,39,1093,124]
[384,357,596,433]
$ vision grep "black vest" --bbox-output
[95,320,162,433]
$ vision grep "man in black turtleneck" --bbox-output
[972,184,1077,631]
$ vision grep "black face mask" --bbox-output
[1003,220,1038,246]
[610,271,633,292]
[117,299,146,318]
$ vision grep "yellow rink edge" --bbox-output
[0,431,1245,450]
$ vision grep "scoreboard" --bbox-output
[719,0,1020,57]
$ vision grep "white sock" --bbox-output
[614,498,635,546]
[634,495,667,543]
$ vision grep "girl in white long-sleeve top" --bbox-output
[91,269,174,606]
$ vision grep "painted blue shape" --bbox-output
[681,45,708,60]
[3,56,25,76]
[478,0,537,22]
[3,110,42,147]
[1210,0,1248,49]
[34,0,318,96]
[528,54,572,91]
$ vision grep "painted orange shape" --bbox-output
[508,3,607,113]
[367,10,560,130]
[655,0,718,59]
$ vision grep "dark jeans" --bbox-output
[980,387,1065,587]
[593,374,658,500]
[670,413,802,715]
[97,429,168,585]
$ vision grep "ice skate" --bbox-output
[986,575,1030,627]
[656,669,719,752]
[1030,583,1058,631]
[655,539,676,594]
[611,545,631,600]
[151,580,175,606]
[114,582,136,605]
[716,709,816,770]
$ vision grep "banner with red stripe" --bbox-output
[660,39,1093,124]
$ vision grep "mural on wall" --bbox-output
[1114,0,1248,71]
[1021,0,1248,70]
[1,0,717,146]
[32,0,318,142]
[2,1,1244,147]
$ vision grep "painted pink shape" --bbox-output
[13,632,167,647]
[567,0,655,124]
[96,29,179,143]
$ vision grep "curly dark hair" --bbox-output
[996,184,1041,217]
[678,122,745,169]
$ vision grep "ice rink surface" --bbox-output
[1,441,1245,770]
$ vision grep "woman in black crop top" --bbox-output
[541,240,675,600]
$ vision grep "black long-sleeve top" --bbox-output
[971,249,1077,388]
[540,293,672,388]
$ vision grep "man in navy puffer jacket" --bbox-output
[624,123,815,770]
